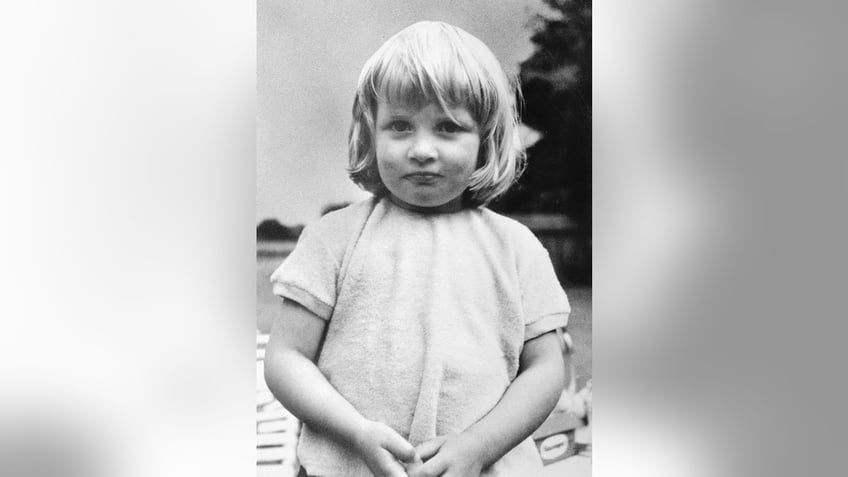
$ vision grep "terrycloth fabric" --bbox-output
[270,197,570,476]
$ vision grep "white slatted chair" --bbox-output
[257,333,301,477]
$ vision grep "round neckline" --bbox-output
[376,196,481,220]
[384,194,469,216]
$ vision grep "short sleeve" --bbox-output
[269,224,340,321]
[518,237,571,341]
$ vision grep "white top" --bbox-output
[270,197,570,476]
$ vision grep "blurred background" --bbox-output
[3,1,845,477]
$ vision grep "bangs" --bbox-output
[362,23,500,128]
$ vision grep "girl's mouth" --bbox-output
[404,172,441,184]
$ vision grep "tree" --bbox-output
[256,219,303,241]
[491,0,592,228]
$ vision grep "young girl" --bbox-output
[265,21,570,477]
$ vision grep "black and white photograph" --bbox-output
[257,1,592,476]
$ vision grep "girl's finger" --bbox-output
[415,435,448,461]
[382,430,417,463]
[419,456,448,477]
[376,449,411,477]
[404,458,425,477]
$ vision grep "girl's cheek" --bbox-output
[378,142,403,160]
[378,158,401,178]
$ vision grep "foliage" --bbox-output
[491,0,592,228]
[256,219,303,241]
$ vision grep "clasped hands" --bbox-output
[354,420,484,477]
[404,433,485,477]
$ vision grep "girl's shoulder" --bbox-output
[477,208,545,249]
[298,197,379,250]
[308,197,379,230]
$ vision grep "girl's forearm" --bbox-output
[462,335,566,468]
[264,348,368,448]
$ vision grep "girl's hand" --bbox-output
[353,420,418,477]
[407,433,484,477]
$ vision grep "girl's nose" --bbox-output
[408,133,437,163]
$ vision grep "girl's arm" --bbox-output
[408,331,565,477]
[263,299,418,477]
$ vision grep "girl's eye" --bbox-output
[437,121,463,134]
[389,121,412,132]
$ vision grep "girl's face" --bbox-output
[375,100,481,213]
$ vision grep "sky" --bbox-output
[257,0,551,225]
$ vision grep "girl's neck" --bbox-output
[386,194,464,215]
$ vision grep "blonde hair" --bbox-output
[348,21,526,207]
